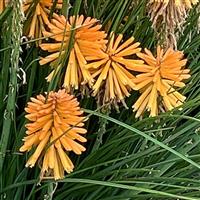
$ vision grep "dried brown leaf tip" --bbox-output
[23,0,63,40]
[20,89,87,180]
[86,32,143,108]
[151,0,198,8]
[148,0,198,48]
[132,46,190,117]
[39,14,107,92]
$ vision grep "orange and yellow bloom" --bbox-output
[132,46,190,117]
[0,0,10,13]
[39,14,107,92]
[23,0,63,39]
[20,89,87,180]
[86,33,142,107]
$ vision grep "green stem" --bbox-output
[62,0,70,16]
[0,0,23,190]
[91,110,109,153]
[26,48,38,102]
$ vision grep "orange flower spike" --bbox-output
[132,46,190,117]
[0,1,4,13]
[20,89,87,180]
[39,15,107,92]
[86,32,143,107]
[0,0,10,13]
[23,0,63,40]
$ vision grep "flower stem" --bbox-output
[0,0,24,185]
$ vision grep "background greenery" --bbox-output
[1,0,200,199]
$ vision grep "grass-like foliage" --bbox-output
[1,0,200,199]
